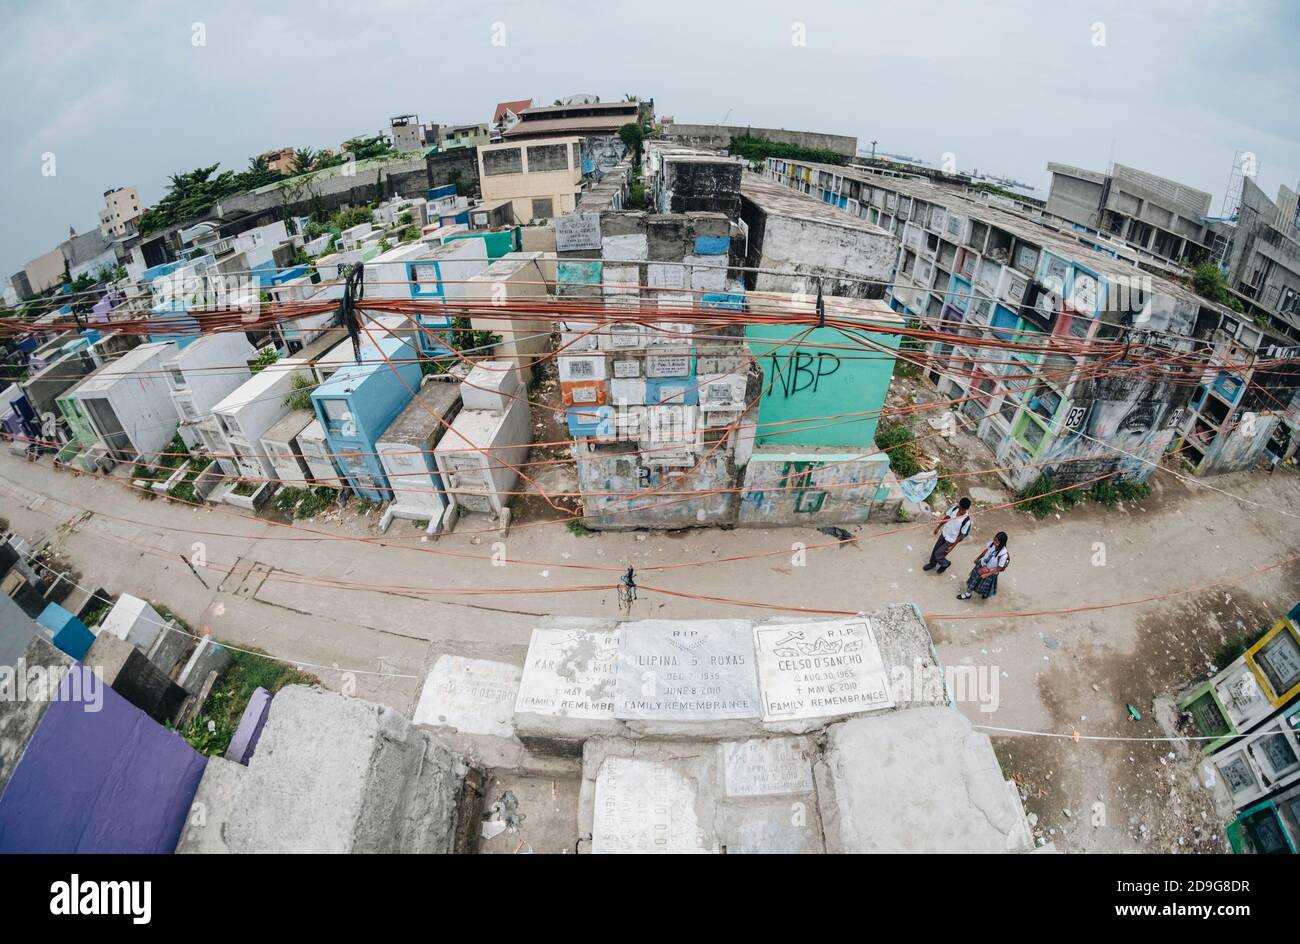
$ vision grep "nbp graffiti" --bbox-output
[764,351,841,399]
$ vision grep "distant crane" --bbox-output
[719,108,732,126]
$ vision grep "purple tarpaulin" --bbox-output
[0,668,206,853]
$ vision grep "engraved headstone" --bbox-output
[614,619,760,720]
[722,737,815,796]
[647,262,687,290]
[753,618,895,722]
[514,626,622,720]
[591,755,711,854]
[553,212,602,251]
[413,655,521,736]
[646,354,692,378]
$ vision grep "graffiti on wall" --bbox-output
[764,351,841,401]
[747,324,900,449]
[1040,373,1181,482]
[581,136,628,179]
[738,453,889,526]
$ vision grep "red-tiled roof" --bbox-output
[493,99,533,124]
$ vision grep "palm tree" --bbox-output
[290,147,317,175]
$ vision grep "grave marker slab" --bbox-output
[413,655,521,736]
[554,212,602,251]
[753,618,894,722]
[590,755,711,854]
[614,619,760,721]
[721,737,815,796]
[514,626,622,720]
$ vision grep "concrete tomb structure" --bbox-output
[512,606,945,751]
[614,618,760,723]
[752,616,894,724]
[175,685,481,854]
[580,737,825,854]
[815,708,1035,854]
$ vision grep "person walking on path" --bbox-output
[923,497,972,574]
[958,531,1010,601]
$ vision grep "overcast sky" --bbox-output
[2,0,1297,278]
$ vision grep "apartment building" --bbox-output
[99,186,143,238]
[764,157,1294,489]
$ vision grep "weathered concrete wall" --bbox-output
[1045,169,1105,229]
[576,445,738,530]
[815,707,1034,853]
[743,210,896,299]
[1197,411,1280,475]
[465,251,552,378]
[212,150,477,232]
[738,450,890,526]
[661,123,857,157]
[660,159,744,218]
[175,685,478,853]
[22,248,65,297]
[1030,370,1185,492]
[22,349,98,421]
[0,637,72,798]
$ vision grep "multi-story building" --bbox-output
[502,101,639,142]
[764,157,1296,489]
[1045,162,1214,266]
[99,186,143,238]
[1214,177,1300,327]
[477,136,583,223]
[503,101,641,180]
[258,147,296,174]
[389,115,429,153]
[491,98,533,139]
[439,123,490,151]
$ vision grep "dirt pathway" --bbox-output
[3,452,1296,851]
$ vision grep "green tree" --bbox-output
[1191,261,1244,312]
[138,160,283,234]
[341,134,395,162]
[312,148,347,171]
[290,146,318,175]
[618,122,646,164]
[727,133,847,169]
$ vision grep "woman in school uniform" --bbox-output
[958,531,1009,601]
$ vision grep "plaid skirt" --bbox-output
[966,567,1000,598]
